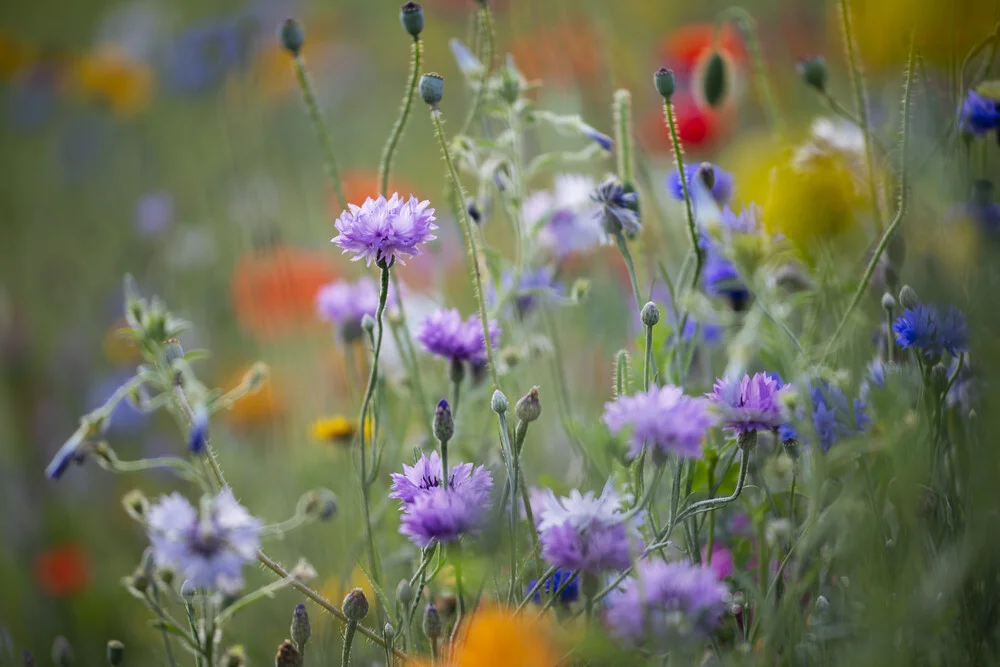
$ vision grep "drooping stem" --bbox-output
[292,55,345,210]
[379,38,423,195]
[837,0,883,232]
[613,232,643,312]
[430,108,501,391]
[824,37,916,359]
[716,7,783,133]
[663,101,702,291]
[675,434,753,524]
[342,621,357,667]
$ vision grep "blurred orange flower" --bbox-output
[72,46,154,118]
[103,319,140,366]
[0,33,39,81]
[418,606,559,667]
[35,543,91,597]
[509,21,603,87]
[222,365,285,426]
[331,170,419,217]
[231,245,340,339]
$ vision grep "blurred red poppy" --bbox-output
[637,93,735,155]
[657,23,745,82]
[508,21,603,88]
[35,543,91,597]
[231,245,340,339]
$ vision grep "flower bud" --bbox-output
[275,640,303,667]
[701,52,727,107]
[654,67,675,100]
[180,579,196,600]
[881,293,896,312]
[422,602,443,640]
[343,588,370,622]
[164,338,184,365]
[420,73,444,107]
[279,19,305,56]
[640,302,660,328]
[467,199,482,224]
[361,313,376,334]
[122,489,149,521]
[898,285,919,310]
[302,488,338,521]
[384,623,395,644]
[491,390,508,414]
[515,386,541,423]
[433,399,454,443]
[396,578,414,605]
[187,405,209,454]
[51,637,73,667]
[106,641,125,666]
[291,603,311,651]
[400,2,424,38]
[221,646,247,667]
[498,60,521,104]
[797,56,828,92]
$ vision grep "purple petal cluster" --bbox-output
[532,485,641,573]
[332,194,437,267]
[316,277,396,332]
[708,372,788,436]
[668,163,734,206]
[602,386,716,460]
[391,452,493,548]
[591,178,640,237]
[416,308,501,364]
[959,90,1000,137]
[893,303,968,359]
[605,559,729,647]
[146,490,261,593]
[524,174,607,257]
[489,266,561,319]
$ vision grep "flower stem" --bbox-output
[613,89,634,187]
[429,108,501,391]
[459,6,495,136]
[292,55,345,210]
[613,231,643,313]
[837,0,883,232]
[342,621,357,667]
[662,101,702,291]
[389,271,434,443]
[717,7,784,134]
[449,543,466,643]
[380,38,423,195]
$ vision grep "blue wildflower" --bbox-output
[187,406,209,454]
[893,303,968,359]
[702,246,750,311]
[527,569,579,604]
[948,180,1000,235]
[591,179,640,237]
[668,163,734,206]
[809,381,869,452]
[489,267,561,319]
[166,20,244,95]
[959,90,1000,137]
[580,122,613,151]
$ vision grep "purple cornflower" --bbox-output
[592,179,640,237]
[602,386,716,460]
[332,194,437,267]
[605,559,729,648]
[959,89,1000,137]
[316,277,396,340]
[489,266,561,319]
[524,174,607,257]
[893,303,968,359]
[780,380,869,451]
[708,372,788,436]
[668,163,734,206]
[416,308,500,364]
[389,451,492,506]
[399,486,493,547]
[146,490,262,593]
[532,484,642,573]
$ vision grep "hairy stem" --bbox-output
[663,101,702,291]
[292,56,345,210]
[379,39,423,195]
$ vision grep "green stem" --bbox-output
[674,435,752,525]
[613,232,643,312]
[837,0,882,231]
[292,56,345,210]
[429,108,501,391]
[151,587,179,667]
[643,322,654,392]
[342,621,357,667]
[496,409,518,602]
[459,7,495,136]
[717,7,783,133]
[663,101,702,291]
[516,565,558,612]
[613,89,634,186]
[379,39,423,195]
[449,543,466,643]
[389,271,434,442]
[824,37,916,359]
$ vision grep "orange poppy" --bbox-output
[416,606,559,667]
[231,244,340,339]
[222,365,286,427]
[508,21,603,88]
[330,170,419,217]
[35,543,91,597]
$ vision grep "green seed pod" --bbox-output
[797,56,828,92]
[491,390,509,414]
[702,52,727,107]
[105,641,125,666]
[515,386,541,423]
[653,67,676,100]
[399,2,424,38]
[291,604,311,651]
[279,19,305,56]
[419,73,444,107]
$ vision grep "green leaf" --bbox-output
[356,561,398,627]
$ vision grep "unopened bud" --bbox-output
[106,641,125,666]
[275,640,303,667]
[164,338,184,365]
[302,488,338,521]
[420,73,444,107]
[396,578,414,605]
[51,636,73,667]
[515,386,541,423]
[122,489,149,521]
[701,52,727,107]
[797,57,828,92]
[881,293,896,312]
[422,603,443,639]
[491,390,508,414]
[221,646,247,667]
[291,603,311,650]
[361,314,376,334]
[399,2,424,38]
[433,399,454,443]
[384,623,395,644]
[187,405,209,454]
[343,588,370,622]
[898,285,919,310]
[180,579,196,600]
[640,302,660,328]
[279,19,305,56]
[654,67,675,100]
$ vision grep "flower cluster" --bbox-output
[417,308,501,365]
[708,372,788,436]
[523,174,606,258]
[892,303,968,359]
[390,452,493,547]
[779,380,870,451]
[332,194,437,267]
[959,89,1000,137]
[603,385,716,460]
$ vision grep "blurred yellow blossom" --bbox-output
[416,606,559,667]
[102,319,140,366]
[223,366,285,427]
[310,415,373,446]
[320,565,376,611]
[72,46,154,118]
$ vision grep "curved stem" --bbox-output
[674,438,751,524]
[292,55,345,210]
[717,7,783,133]
[380,39,423,195]
[516,565,558,612]
[613,232,643,312]
[430,109,501,391]
[663,101,702,292]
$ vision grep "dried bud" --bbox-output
[400,2,424,38]
[898,285,919,310]
[343,588,370,622]
[422,603,443,640]
[291,603,311,651]
[701,52,727,107]
[275,640,303,667]
[122,489,149,521]
[279,19,305,56]
[515,386,541,423]
[106,641,125,666]
[222,646,247,667]
[433,399,454,443]
[420,73,444,107]
[797,56,828,92]
[302,488,338,521]
[654,67,675,100]
[51,637,73,667]
[640,302,660,328]
[491,390,509,414]
[396,578,414,605]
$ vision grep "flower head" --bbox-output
[524,174,607,257]
[893,303,968,359]
[526,569,579,605]
[668,163,734,206]
[782,380,869,451]
[316,277,396,340]
[311,415,371,446]
[416,308,501,364]
[603,386,716,460]
[533,484,641,573]
[332,194,437,267]
[147,490,262,593]
[591,178,640,237]
[959,89,1000,137]
[605,559,729,648]
[708,372,788,435]
[390,451,492,506]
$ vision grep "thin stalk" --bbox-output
[516,565,559,612]
[613,89,635,186]
[717,7,783,133]
[390,271,434,442]
[837,0,883,231]
[430,108,501,391]
[151,587,178,667]
[380,38,423,195]
[449,544,466,643]
[342,621,357,666]
[459,6,495,136]
[824,37,916,359]
[496,409,519,601]
[674,439,752,525]
[292,56,345,210]
[643,321,654,391]
[614,231,643,312]
[663,101,702,291]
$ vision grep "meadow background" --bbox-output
[2,0,1000,664]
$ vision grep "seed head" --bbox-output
[420,73,444,107]
[400,2,424,38]
[279,19,305,56]
[653,67,675,100]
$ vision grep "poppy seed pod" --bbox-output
[701,52,728,107]
[654,67,676,100]
[400,2,424,38]
[420,73,444,106]
[279,19,305,56]
[798,56,828,92]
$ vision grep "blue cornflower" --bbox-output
[489,267,562,319]
[166,20,244,95]
[808,381,869,452]
[948,180,1000,235]
[702,245,750,311]
[668,163,734,206]
[580,122,613,151]
[959,90,1000,137]
[527,569,579,604]
[591,179,640,237]
[893,303,968,359]
[187,406,209,454]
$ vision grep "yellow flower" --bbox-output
[73,46,154,118]
[320,566,376,611]
[311,415,373,445]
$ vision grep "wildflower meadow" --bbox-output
[4,0,1000,665]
